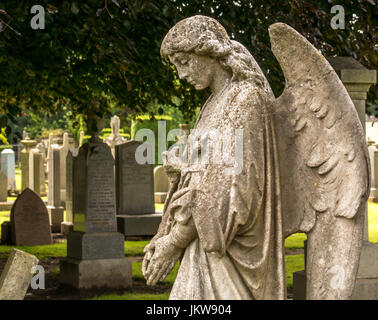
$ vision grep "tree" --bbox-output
[0,0,376,137]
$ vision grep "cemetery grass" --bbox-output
[0,201,377,300]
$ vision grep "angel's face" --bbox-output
[169,52,216,90]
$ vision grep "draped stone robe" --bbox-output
[154,79,285,300]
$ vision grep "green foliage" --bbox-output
[285,254,305,288]
[1,0,375,131]
[285,233,307,249]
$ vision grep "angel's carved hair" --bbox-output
[161,15,267,87]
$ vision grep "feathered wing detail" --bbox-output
[268,23,370,238]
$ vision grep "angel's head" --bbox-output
[161,15,266,89]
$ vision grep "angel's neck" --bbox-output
[209,66,232,96]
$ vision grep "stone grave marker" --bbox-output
[115,140,161,236]
[60,142,132,290]
[10,188,52,246]
[36,142,47,196]
[368,143,378,202]
[1,149,16,191]
[0,171,7,202]
[154,165,170,203]
[61,147,78,235]
[20,137,37,191]
[59,132,70,204]
[0,248,39,300]
[46,144,64,233]
[28,147,42,195]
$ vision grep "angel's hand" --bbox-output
[144,235,183,286]
[142,241,159,278]
[162,147,185,181]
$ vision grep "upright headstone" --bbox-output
[28,147,43,195]
[104,115,126,157]
[20,137,37,191]
[46,144,64,233]
[154,165,170,203]
[61,147,78,235]
[1,149,16,191]
[0,249,39,300]
[10,188,52,246]
[59,133,70,204]
[36,142,47,196]
[0,171,8,202]
[60,142,132,290]
[368,143,378,202]
[115,140,161,236]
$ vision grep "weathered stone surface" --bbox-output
[0,171,7,202]
[1,149,16,191]
[72,143,117,233]
[115,140,155,215]
[60,142,131,290]
[28,147,43,195]
[154,165,170,203]
[0,248,39,300]
[62,148,78,235]
[117,214,162,236]
[11,188,52,246]
[142,16,369,300]
[47,144,64,232]
[20,137,37,191]
[1,221,11,244]
[67,232,125,260]
[59,257,132,290]
[368,143,378,201]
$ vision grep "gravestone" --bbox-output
[46,144,64,233]
[368,143,378,202]
[115,140,161,236]
[1,149,16,191]
[1,221,11,244]
[10,188,52,246]
[60,142,132,290]
[0,171,7,202]
[20,137,37,191]
[0,248,39,300]
[61,147,78,235]
[28,147,43,195]
[59,133,70,204]
[154,165,170,203]
[36,142,47,196]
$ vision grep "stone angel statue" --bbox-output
[142,15,370,300]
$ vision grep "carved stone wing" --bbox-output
[268,23,370,238]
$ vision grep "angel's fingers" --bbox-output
[148,262,170,286]
[159,262,175,282]
[142,254,151,277]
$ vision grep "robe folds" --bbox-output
[156,80,285,300]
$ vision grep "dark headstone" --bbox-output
[115,140,155,215]
[10,188,52,245]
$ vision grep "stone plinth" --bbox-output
[117,213,162,236]
[60,142,132,290]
